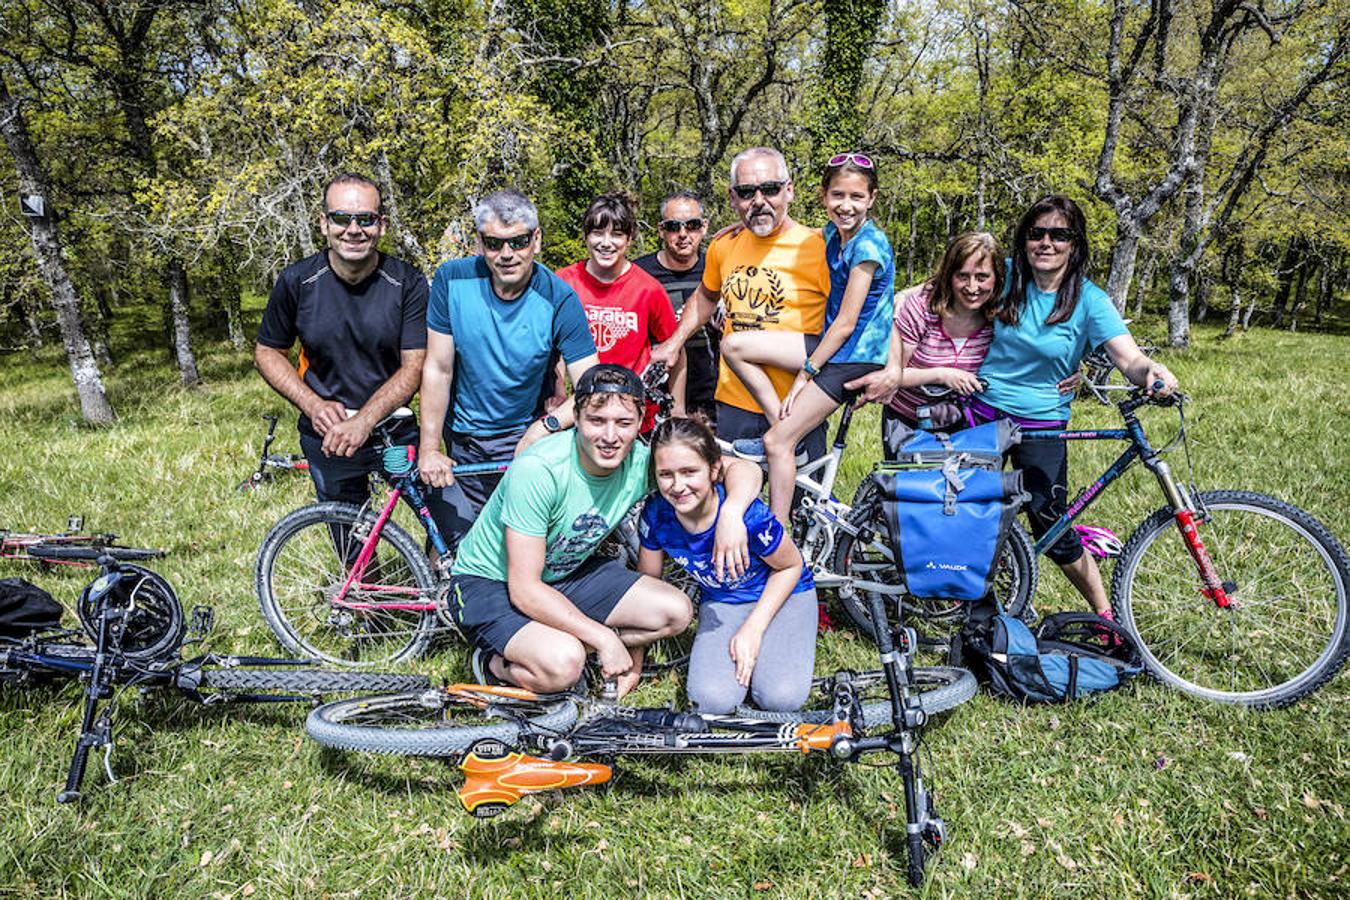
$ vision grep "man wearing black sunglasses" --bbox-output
[255,172,428,507]
[419,189,600,545]
[634,190,720,420]
[648,147,829,461]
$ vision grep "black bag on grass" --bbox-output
[0,578,63,639]
[961,605,1143,703]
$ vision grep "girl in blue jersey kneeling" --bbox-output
[637,416,817,714]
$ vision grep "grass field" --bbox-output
[1,320,1347,898]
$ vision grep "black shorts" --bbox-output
[804,334,882,405]
[447,556,642,655]
[714,402,827,462]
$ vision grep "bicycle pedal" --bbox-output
[188,606,214,640]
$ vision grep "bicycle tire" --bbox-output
[1111,490,1350,708]
[77,564,185,660]
[833,481,1038,640]
[199,666,430,694]
[737,665,976,725]
[306,688,580,757]
[256,502,438,667]
[28,543,165,562]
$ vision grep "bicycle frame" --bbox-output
[448,587,950,886]
[330,455,509,613]
[1019,394,1234,607]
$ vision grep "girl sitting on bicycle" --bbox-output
[719,152,895,525]
[637,416,817,714]
[974,195,1178,621]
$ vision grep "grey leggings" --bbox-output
[686,588,818,715]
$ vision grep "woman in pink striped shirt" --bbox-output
[880,231,1001,458]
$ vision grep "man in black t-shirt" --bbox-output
[634,190,719,420]
[254,173,428,505]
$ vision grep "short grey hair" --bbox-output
[472,190,539,232]
[728,147,790,186]
[659,190,704,219]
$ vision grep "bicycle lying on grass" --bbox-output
[1,516,164,568]
[306,587,976,887]
[1,548,429,802]
[837,384,1350,708]
[237,413,310,492]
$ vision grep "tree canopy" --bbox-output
[2,0,1346,415]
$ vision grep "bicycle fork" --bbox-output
[1149,459,1236,608]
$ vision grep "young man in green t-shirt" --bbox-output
[448,364,761,697]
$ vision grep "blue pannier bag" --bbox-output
[964,608,1143,703]
[871,420,1026,601]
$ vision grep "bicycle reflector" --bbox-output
[383,445,415,475]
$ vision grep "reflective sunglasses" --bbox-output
[828,152,874,168]
[479,232,534,252]
[1026,226,1074,243]
[325,210,381,229]
[731,180,786,200]
[659,217,706,233]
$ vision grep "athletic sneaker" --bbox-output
[470,646,507,686]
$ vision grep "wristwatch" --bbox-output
[541,414,563,433]
[802,358,821,378]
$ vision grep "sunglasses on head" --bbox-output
[1027,226,1074,243]
[480,232,534,252]
[731,181,786,201]
[828,152,874,169]
[325,211,381,229]
[659,217,706,233]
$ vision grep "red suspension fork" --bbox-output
[334,488,403,604]
[1172,509,1234,608]
[1152,459,1234,608]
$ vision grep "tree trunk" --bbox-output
[1132,250,1157,319]
[1287,261,1310,333]
[374,149,426,270]
[906,200,917,285]
[1104,223,1141,315]
[23,295,44,349]
[0,76,114,424]
[1165,259,1190,348]
[167,259,201,385]
[1192,274,1210,323]
[223,277,245,350]
[1269,239,1297,328]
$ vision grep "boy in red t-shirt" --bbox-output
[557,193,683,431]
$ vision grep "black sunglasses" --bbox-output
[731,181,786,200]
[1026,226,1074,243]
[659,217,706,233]
[325,210,381,229]
[480,232,534,252]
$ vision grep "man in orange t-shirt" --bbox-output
[649,146,829,456]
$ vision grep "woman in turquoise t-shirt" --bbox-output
[975,195,1178,622]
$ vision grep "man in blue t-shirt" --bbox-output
[255,172,428,505]
[419,190,600,544]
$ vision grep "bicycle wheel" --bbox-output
[1111,490,1350,708]
[738,666,976,725]
[77,564,185,660]
[256,503,437,667]
[28,542,164,563]
[306,688,580,757]
[833,481,1038,640]
[198,666,430,695]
